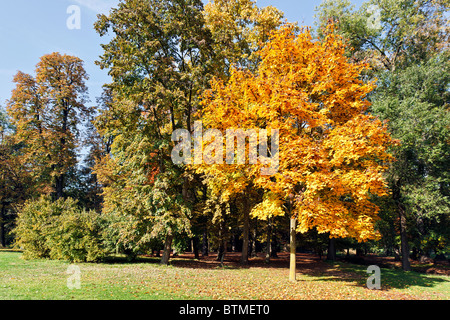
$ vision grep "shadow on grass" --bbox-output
[165,252,297,270]
[307,260,449,290]
[76,251,450,291]
[167,252,449,291]
[376,267,448,290]
[101,252,292,269]
[102,254,160,264]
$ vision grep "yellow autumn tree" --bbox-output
[197,24,395,251]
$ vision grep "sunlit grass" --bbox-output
[1,251,448,300]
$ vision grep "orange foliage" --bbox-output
[197,24,395,242]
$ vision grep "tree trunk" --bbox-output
[356,247,364,257]
[399,208,411,271]
[55,174,64,200]
[160,234,173,265]
[216,219,226,264]
[55,101,68,200]
[251,220,257,257]
[271,234,278,258]
[231,233,237,252]
[327,237,336,262]
[192,236,199,259]
[393,180,411,271]
[289,218,296,282]
[0,204,6,248]
[241,197,250,265]
[217,242,225,265]
[202,227,208,256]
[265,218,272,263]
[393,248,401,261]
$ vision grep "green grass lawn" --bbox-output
[0,251,448,300]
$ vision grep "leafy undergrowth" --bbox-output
[0,251,448,300]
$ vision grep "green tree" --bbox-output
[196,0,284,265]
[315,0,450,270]
[94,0,214,264]
[371,54,450,262]
[315,0,449,71]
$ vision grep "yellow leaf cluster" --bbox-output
[196,24,395,242]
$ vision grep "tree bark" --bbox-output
[216,219,226,264]
[231,232,237,252]
[271,234,278,258]
[55,175,64,200]
[217,241,225,265]
[393,180,411,271]
[202,227,209,256]
[327,237,336,262]
[289,218,296,282]
[251,220,258,257]
[241,197,250,265]
[160,234,173,265]
[216,221,225,266]
[192,236,199,259]
[54,100,68,200]
[399,208,411,271]
[265,218,272,263]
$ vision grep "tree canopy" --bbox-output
[2,0,448,275]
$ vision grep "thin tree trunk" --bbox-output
[202,227,208,256]
[241,197,250,265]
[160,234,173,265]
[393,180,411,271]
[251,220,257,257]
[231,233,237,252]
[393,248,401,261]
[55,101,68,200]
[216,220,226,264]
[265,218,272,263]
[217,242,225,264]
[289,218,296,282]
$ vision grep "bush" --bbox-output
[14,196,107,262]
[47,203,107,262]
[13,197,54,259]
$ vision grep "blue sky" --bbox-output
[0,0,365,108]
